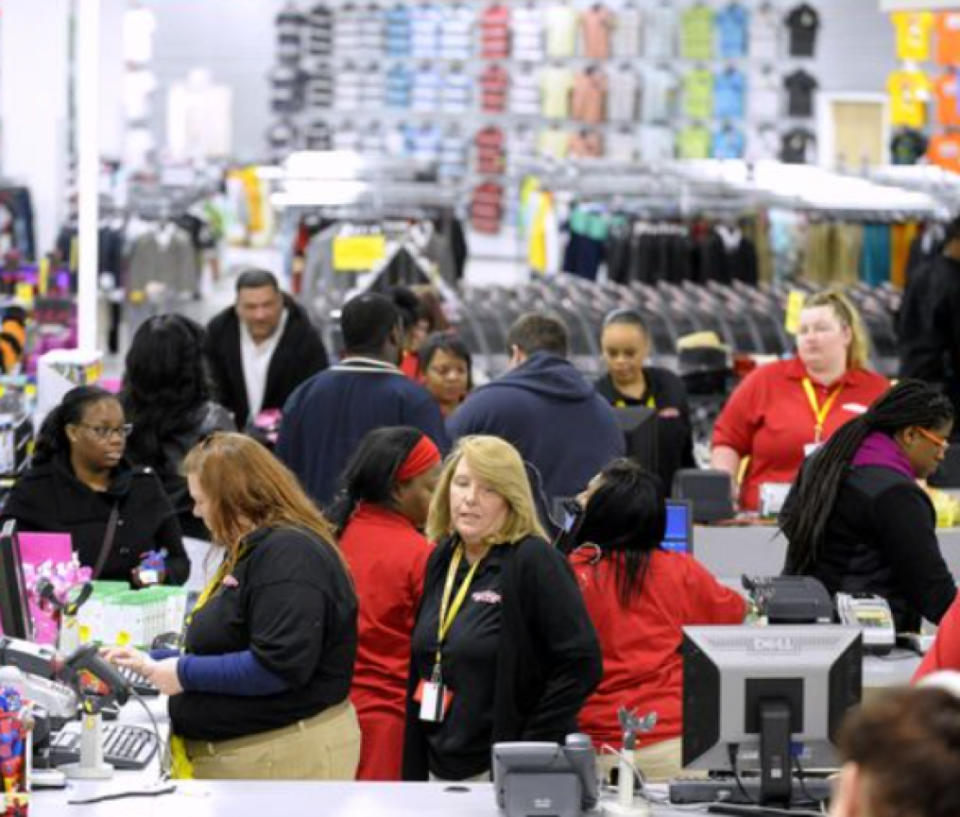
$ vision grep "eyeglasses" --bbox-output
[917,426,950,452]
[78,423,133,441]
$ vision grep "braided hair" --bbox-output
[780,379,954,574]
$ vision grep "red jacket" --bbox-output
[570,548,746,749]
[913,591,960,683]
[340,503,432,778]
[712,357,889,511]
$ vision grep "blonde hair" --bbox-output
[801,289,871,370]
[183,432,342,574]
[426,435,548,545]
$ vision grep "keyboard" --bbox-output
[117,665,160,697]
[49,723,159,770]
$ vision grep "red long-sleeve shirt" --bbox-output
[570,548,746,750]
[712,357,889,511]
[340,503,432,779]
[913,591,960,683]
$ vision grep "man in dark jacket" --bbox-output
[447,313,625,517]
[899,215,960,434]
[276,292,449,507]
[204,269,329,427]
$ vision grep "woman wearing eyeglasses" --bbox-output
[1,385,189,585]
[780,379,956,633]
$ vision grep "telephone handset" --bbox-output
[836,593,896,654]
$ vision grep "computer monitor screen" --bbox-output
[0,519,32,639]
[682,625,862,774]
[661,500,693,555]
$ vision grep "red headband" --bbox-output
[396,435,442,482]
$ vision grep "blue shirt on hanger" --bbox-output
[714,69,746,119]
[712,125,746,159]
[715,3,749,58]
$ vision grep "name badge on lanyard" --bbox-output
[417,546,480,723]
[802,377,843,449]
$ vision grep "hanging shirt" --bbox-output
[511,71,541,115]
[480,64,510,113]
[888,70,931,128]
[780,128,816,164]
[712,126,745,159]
[714,69,746,119]
[541,66,574,118]
[716,3,749,58]
[892,11,934,62]
[580,4,613,59]
[439,5,473,60]
[748,125,780,161]
[679,4,714,60]
[641,67,678,122]
[571,69,608,124]
[785,3,819,57]
[608,68,638,121]
[937,11,960,65]
[784,69,818,118]
[646,4,677,59]
[891,128,928,165]
[240,309,289,422]
[683,69,714,121]
[677,125,711,160]
[750,3,779,61]
[384,5,412,56]
[538,127,570,160]
[612,5,642,58]
[749,70,780,121]
[637,126,675,162]
[513,5,544,61]
[935,72,960,126]
[480,3,511,58]
[607,130,636,162]
[928,131,960,174]
[545,4,578,58]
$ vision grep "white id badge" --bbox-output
[803,443,821,458]
[418,680,447,722]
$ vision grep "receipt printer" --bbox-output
[743,575,834,625]
[493,734,598,817]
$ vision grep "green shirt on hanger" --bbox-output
[678,125,712,159]
[684,69,714,120]
[680,4,714,60]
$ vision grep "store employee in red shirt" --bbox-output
[570,459,745,782]
[332,427,442,780]
[711,290,889,512]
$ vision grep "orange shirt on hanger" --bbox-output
[937,11,960,65]
[928,131,960,173]
[935,72,960,126]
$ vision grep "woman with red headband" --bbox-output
[330,427,443,780]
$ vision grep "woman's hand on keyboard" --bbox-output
[101,645,183,696]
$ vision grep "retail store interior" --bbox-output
[3,1,960,816]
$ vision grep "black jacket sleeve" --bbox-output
[870,483,957,625]
[517,539,602,740]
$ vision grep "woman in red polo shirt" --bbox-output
[710,290,889,512]
[331,426,442,780]
[570,459,746,781]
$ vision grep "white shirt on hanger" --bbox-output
[241,308,289,421]
[750,4,780,62]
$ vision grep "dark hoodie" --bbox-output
[1,452,189,584]
[447,353,625,508]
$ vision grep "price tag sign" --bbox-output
[785,289,806,335]
[333,234,387,272]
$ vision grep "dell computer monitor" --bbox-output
[661,499,693,555]
[682,625,862,802]
[0,519,33,639]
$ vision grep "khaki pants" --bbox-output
[184,700,361,780]
[596,737,685,783]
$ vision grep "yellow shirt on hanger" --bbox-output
[892,11,934,61]
[888,70,931,128]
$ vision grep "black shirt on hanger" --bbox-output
[784,69,818,117]
[781,128,816,164]
[891,128,928,165]
[786,3,820,57]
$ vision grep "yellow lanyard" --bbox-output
[434,545,482,668]
[802,377,843,443]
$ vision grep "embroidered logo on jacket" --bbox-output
[472,590,502,605]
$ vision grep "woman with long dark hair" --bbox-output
[330,426,442,780]
[2,385,188,584]
[570,459,744,781]
[781,379,956,632]
[122,314,234,538]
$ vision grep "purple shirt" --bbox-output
[851,431,916,479]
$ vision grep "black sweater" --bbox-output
[1,453,188,584]
[204,295,329,426]
[402,534,602,780]
[783,464,957,632]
